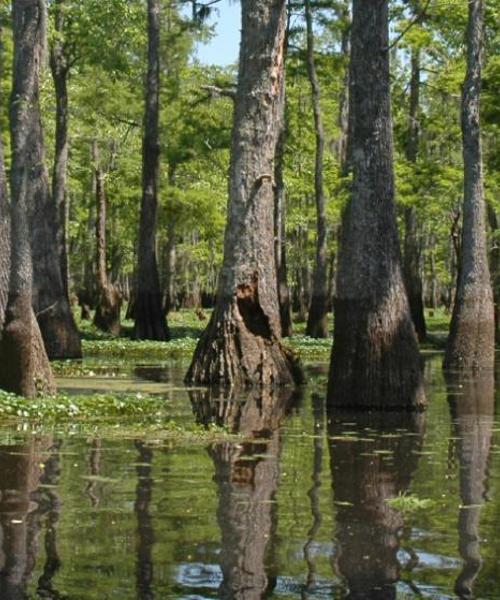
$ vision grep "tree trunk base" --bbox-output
[305,294,329,338]
[94,285,122,337]
[407,290,427,343]
[444,293,494,371]
[132,291,169,341]
[328,298,426,411]
[0,294,55,397]
[37,299,82,359]
[185,299,302,388]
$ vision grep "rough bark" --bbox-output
[93,161,122,336]
[49,0,70,299]
[305,0,329,339]
[186,0,302,388]
[133,0,169,341]
[328,410,425,597]
[327,0,425,410]
[446,372,493,599]
[191,387,297,599]
[444,0,494,371]
[0,0,55,396]
[403,48,427,342]
[24,2,80,360]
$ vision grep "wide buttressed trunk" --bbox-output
[186,0,302,388]
[444,0,494,372]
[25,2,81,360]
[0,0,55,397]
[327,0,425,410]
[133,0,169,341]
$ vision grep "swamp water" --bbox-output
[0,355,500,599]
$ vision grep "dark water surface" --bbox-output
[1,355,500,599]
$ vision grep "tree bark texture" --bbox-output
[444,0,494,371]
[49,0,70,300]
[93,162,122,336]
[328,410,425,596]
[486,203,500,342]
[133,0,169,341]
[186,0,302,388]
[328,0,424,410]
[21,2,81,360]
[0,0,55,396]
[446,372,493,598]
[403,48,427,342]
[305,0,329,339]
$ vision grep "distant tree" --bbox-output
[186,0,302,387]
[444,0,494,370]
[304,0,329,339]
[328,0,425,410]
[0,0,55,396]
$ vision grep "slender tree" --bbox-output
[444,0,494,371]
[305,0,329,339]
[0,0,55,397]
[133,0,169,340]
[186,0,302,387]
[403,48,427,342]
[0,135,8,335]
[327,0,425,410]
[49,0,71,297]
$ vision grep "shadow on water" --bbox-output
[135,440,155,600]
[0,437,63,600]
[446,371,494,600]
[190,386,301,600]
[328,409,426,599]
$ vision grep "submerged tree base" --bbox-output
[94,285,122,337]
[328,298,426,411]
[185,298,303,388]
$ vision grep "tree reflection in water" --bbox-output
[328,410,425,599]
[191,387,300,600]
[446,372,494,599]
[0,437,62,599]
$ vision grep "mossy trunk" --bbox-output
[444,0,494,371]
[328,0,424,410]
[186,0,302,388]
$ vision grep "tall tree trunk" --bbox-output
[186,0,302,388]
[305,0,329,339]
[23,4,81,360]
[444,0,494,371]
[0,135,9,335]
[133,0,169,341]
[403,48,427,342]
[93,155,122,336]
[327,0,425,410]
[0,0,55,397]
[49,0,70,300]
